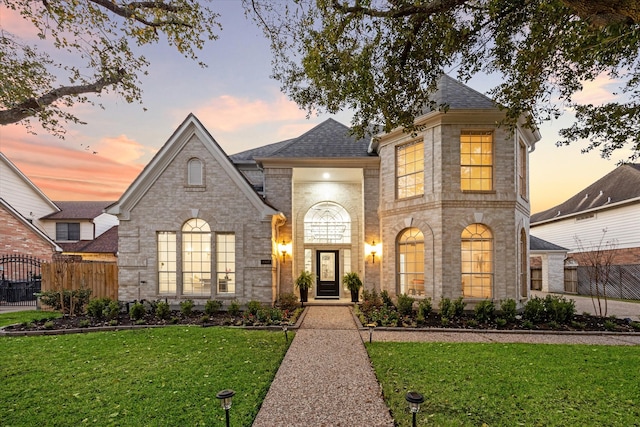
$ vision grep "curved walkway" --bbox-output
[252,306,394,427]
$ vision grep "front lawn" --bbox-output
[368,342,640,426]
[0,310,60,327]
[0,327,291,426]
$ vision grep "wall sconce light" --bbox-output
[216,389,235,427]
[278,239,292,263]
[365,240,382,263]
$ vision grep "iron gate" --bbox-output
[0,254,42,306]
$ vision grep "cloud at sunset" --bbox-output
[570,74,622,105]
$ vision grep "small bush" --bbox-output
[496,318,507,327]
[522,320,534,330]
[108,319,118,326]
[466,319,478,327]
[257,308,270,323]
[440,317,450,327]
[418,298,432,318]
[87,298,109,320]
[180,299,194,317]
[200,315,210,324]
[205,300,223,316]
[170,316,180,324]
[571,321,586,330]
[269,308,283,322]
[43,321,54,330]
[545,295,575,324]
[631,322,640,331]
[523,296,546,323]
[155,301,171,319]
[105,300,120,320]
[439,298,453,319]
[360,289,383,316]
[247,300,262,316]
[396,294,415,316]
[129,302,146,320]
[474,300,495,323]
[452,297,466,318]
[79,319,90,328]
[37,288,92,316]
[604,320,617,331]
[548,320,560,330]
[228,300,241,316]
[277,293,300,311]
[500,299,517,322]
[380,290,395,308]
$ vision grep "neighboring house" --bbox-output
[108,75,540,306]
[531,164,640,265]
[529,235,570,293]
[40,201,119,261]
[0,152,61,260]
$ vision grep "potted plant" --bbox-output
[343,272,363,303]
[294,270,314,305]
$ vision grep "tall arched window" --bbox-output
[182,218,211,295]
[304,202,351,244]
[187,158,203,186]
[461,224,493,298]
[397,228,425,296]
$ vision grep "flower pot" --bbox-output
[350,289,359,303]
[299,288,308,303]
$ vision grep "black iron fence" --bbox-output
[0,254,42,306]
[577,264,640,301]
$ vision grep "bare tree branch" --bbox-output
[0,71,125,125]
[89,0,192,27]
[331,0,469,18]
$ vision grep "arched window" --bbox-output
[182,218,211,295]
[397,228,424,296]
[304,202,351,244]
[461,224,493,298]
[187,158,203,186]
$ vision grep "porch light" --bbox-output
[365,240,382,264]
[405,391,424,427]
[216,389,235,427]
[278,240,292,263]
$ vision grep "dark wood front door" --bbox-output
[316,250,339,298]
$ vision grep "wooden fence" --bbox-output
[577,264,640,300]
[41,261,118,300]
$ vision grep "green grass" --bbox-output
[0,327,291,426]
[0,310,61,327]
[368,342,640,426]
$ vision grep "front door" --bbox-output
[316,250,339,298]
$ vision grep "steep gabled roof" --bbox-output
[41,201,115,220]
[231,119,372,162]
[531,164,640,224]
[0,198,62,252]
[428,74,497,110]
[108,114,281,220]
[59,226,118,254]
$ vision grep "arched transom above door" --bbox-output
[304,202,351,244]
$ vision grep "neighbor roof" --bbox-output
[42,201,114,220]
[530,235,568,252]
[531,164,640,224]
[59,226,118,254]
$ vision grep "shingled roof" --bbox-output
[530,235,568,252]
[531,164,640,224]
[58,226,118,254]
[230,119,371,162]
[42,201,115,220]
[427,74,497,110]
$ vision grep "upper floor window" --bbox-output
[396,140,424,199]
[460,131,493,191]
[304,202,351,244]
[187,158,203,186]
[518,139,527,199]
[56,222,80,241]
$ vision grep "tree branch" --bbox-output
[0,71,125,125]
[331,0,469,18]
[88,0,191,27]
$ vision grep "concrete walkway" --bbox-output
[252,306,394,427]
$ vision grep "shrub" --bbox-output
[452,297,466,318]
[257,308,270,323]
[180,299,194,316]
[523,296,546,323]
[500,299,517,322]
[269,308,283,322]
[496,318,507,327]
[604,320,617,331]
[79,319,90,328]
[380,290,395,308]
[522,320,534,329]
[228,300,241,316]
[396,294,415,316]
[156,301,171,319]
[439,298,453,319]
[200,315,210,323]
[369,305,399,327]
[87,298,110,320]
[418,298,432,318]
[129,302,146,320]
[631,322,640,331]
[467,319,478,327]
[205,299,223,316]
[105,300,120,320]
[247,300,262,316]
[545,295,576,324]
[474,300,495,323]
[108,319,118,326]
[37,288,92,316]
[276,293,300,312]
[44,321,54,329]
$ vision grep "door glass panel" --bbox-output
[320,252,335,281]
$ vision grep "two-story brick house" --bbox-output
[108,75,540,306]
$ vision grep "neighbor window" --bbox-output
[182,218,211,296]
[396,140,424,199]
[216,233,235,294]
[187,158,203,186]
[461,224,493,298]
[397,228,425,296]
[157,232,177,294]
[56,222,80,241]
[460,131,493,191]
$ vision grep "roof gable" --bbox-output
[428,74,497,110]
[0,152,59,215]
[42,201,115,220]
[0,198,62,252]
[531,164,640,223]
[108,114,280,220]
